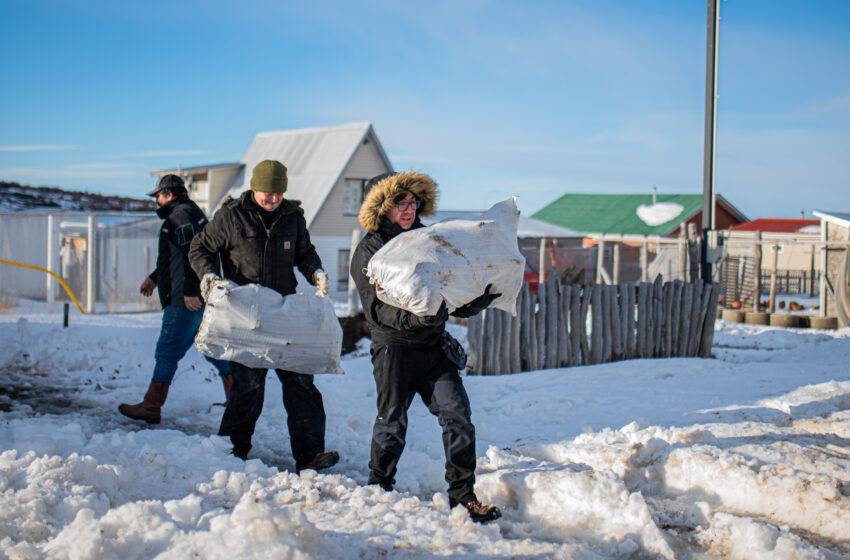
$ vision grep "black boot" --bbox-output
[231,437,252,460]
[450,497,502,523]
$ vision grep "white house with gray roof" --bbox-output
[152,122,393,300]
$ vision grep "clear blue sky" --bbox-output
[1,0,848,219]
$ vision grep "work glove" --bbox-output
[314,270,329,297]
[200,273,222,301]
[451,284,501,318]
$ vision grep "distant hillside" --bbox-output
[0,181,156,212]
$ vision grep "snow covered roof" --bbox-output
[532,193,748,236]
[223,122,391,226]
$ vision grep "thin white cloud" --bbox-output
[0,145,79,152]
[120,150,208,158]
[67,162,145,170]
[0,166,140,180]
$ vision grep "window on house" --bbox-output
[342,179,367,216]
[337,249,351,292]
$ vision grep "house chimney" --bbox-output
[652,185,657,205]
[800,210,804,219]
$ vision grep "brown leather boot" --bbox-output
[218,374,233,406]
[118,381,169,424]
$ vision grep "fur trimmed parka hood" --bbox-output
[357,171,438,232]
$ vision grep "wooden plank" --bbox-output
[590,284,603,364]
[510,304,521,373]
[529,292,539,370]
[558,282,570,367]
[636,283,648,358]
[611,285,622,361]
[545,272,559,369]
[653,276,664,357]
[699,283,721,357]
[686,279,704,356]
[677,283,694,357]
[643,282,655,358]
[536,286,547,369]
[579,285,591,365]
[690,281,712,357]
[569,285,581,367]
[662,282,673,357]
[499,310,511,374]
[670,280,682,355]
[519,285,531,371]
[603,285,614,362]
[626,283,637,359]
[466,313,482,374]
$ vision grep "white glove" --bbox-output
[200,273,221,301]
[314,270,329,297]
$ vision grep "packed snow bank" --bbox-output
[1,308,848,558]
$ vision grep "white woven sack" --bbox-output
[366,197,525,317]
[195,282,343,374]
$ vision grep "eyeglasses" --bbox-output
[394,198,422,211]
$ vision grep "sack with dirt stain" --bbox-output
[365,197,524,317]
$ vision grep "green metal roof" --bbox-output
[532,193,711,235]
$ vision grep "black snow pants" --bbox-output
[219,361,326,470]
[368,343,477,505]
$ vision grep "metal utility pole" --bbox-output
[701,0,720,281]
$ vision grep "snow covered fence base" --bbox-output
[195,282,344,374]
[467,275,721,374]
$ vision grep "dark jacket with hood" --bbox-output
[150,194,209,308]
[350,172,446,347]
[189,190,323,297]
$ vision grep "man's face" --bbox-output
[253,190,283,212]
[155,191,175,207]
[385,192,419,230]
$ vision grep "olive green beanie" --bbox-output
[250,160,288,193]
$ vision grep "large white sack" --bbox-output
[195,282,343,374]
[366,197,525,317]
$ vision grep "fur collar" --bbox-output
[357,171,438,232]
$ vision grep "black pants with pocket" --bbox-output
[219,361,326,469]
[368,343,477,504]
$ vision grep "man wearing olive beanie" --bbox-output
[189,160,337,471]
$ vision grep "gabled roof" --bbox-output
[731,218,820,233]
[532,193,747,236]
[224,122,391,226]
[423,210,582,238]
[813,210,850,228]
[151,162,243,175]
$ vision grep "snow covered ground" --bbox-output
[1,300,848,559]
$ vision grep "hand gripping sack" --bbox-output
[365,197,525,317]
[195,282,344,374]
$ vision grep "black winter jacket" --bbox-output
[189,191,323,297]
[351,218,447,347]
[150,195,209,308]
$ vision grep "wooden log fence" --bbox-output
[466,272,721,375]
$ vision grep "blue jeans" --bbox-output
[152,305,230,385]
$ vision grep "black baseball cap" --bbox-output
[147,174,185,197]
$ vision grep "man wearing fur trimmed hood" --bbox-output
[350,171,501,523]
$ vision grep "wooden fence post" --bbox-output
[510,305,521,374]
[699,283,721,357]
[569,285,582,367]
[558,282,570,367]
[625,283,636,359]
[677,282,694,357]
[579,285,591,365]
[545,272,559,369]
[590,284,603,364]
[653,276,664,357]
